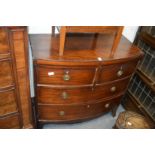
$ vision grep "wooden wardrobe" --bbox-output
[0,26,33,128]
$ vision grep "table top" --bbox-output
[30,33,143,64]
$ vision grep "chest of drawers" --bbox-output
[30,33,143,127]
[0,27,33,128]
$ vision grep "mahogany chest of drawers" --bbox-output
[30,33,143,127]
[0,27,33,128]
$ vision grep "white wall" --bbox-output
[29,26,139,42]
[123,26,139,42]
[29,26,51,34]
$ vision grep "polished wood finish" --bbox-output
[0,28,10,53]
[0,88,18,115]
[0,27,33,129]
[52,26,124,56]
[31,33,142,62]
[0,114,20,129]
[30,32,143,126]
[98,60,138,83]
[37,77,130,105]
[0,59,14,88]
[36,65,96,85]
[38,95,122,122]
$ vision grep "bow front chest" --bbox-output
[30,33,143,127]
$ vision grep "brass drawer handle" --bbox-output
[63,71,70,81]
[63,74,70,81]
[110,86,116,92]
[105,103,110,108]
[61,91,68,99]
[117,70,123,77]
[59,111,65,116]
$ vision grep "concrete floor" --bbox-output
[43,105,125,129]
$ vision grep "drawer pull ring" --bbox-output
[61,92,68,99]
[111,86,116,92]
[63,74,70,81]
[105,103,110,108]
[117,70,123,77]
[63,71,70,81]
[59,111,65,116]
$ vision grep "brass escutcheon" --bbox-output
[117,70,123,77]
[59,111,65,116]
[61,91,68,99]
[111,86,116,92]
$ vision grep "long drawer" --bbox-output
[0,27,10,54]
[0,88,18,116]
[98,60,138,83]
[0,114,20,129]
[36,65,96,85]
[0,59,14,88]
[38,95,122,122]
[37,77,130,104]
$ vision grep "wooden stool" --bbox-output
[52,26,124,56]
[114,111,150,129]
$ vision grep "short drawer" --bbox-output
[0,60,14,88]
[37,77,130,104]
[0,114,20,129]
[0,28,9,53]
[98,60,138,83]
[38,95,122,121]
[0,88,18,116]
[36,65,96,85]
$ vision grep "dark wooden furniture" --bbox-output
[52,26,124,56]
[30,32,143,128]
[0,27,33,128]
[122,27,155,127]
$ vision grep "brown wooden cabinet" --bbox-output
[30,31,143,128]
[0,27,33,128]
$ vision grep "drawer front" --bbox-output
[98,61,138,83]
[0,28,9,54]
[37,77,130,104]
[38,96,122,121]
[0,114,20,129]
[37,66,96,85]
[0,53,10,59]
[0,89,18,116]
[0,60,14,88]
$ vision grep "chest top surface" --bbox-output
[30,33,143,63]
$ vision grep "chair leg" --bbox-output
[52,26,55,36]
[59,27,67,56]
[111,104,119,117]
[111,27,124,56]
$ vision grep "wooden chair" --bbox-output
[52,26,124,56]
